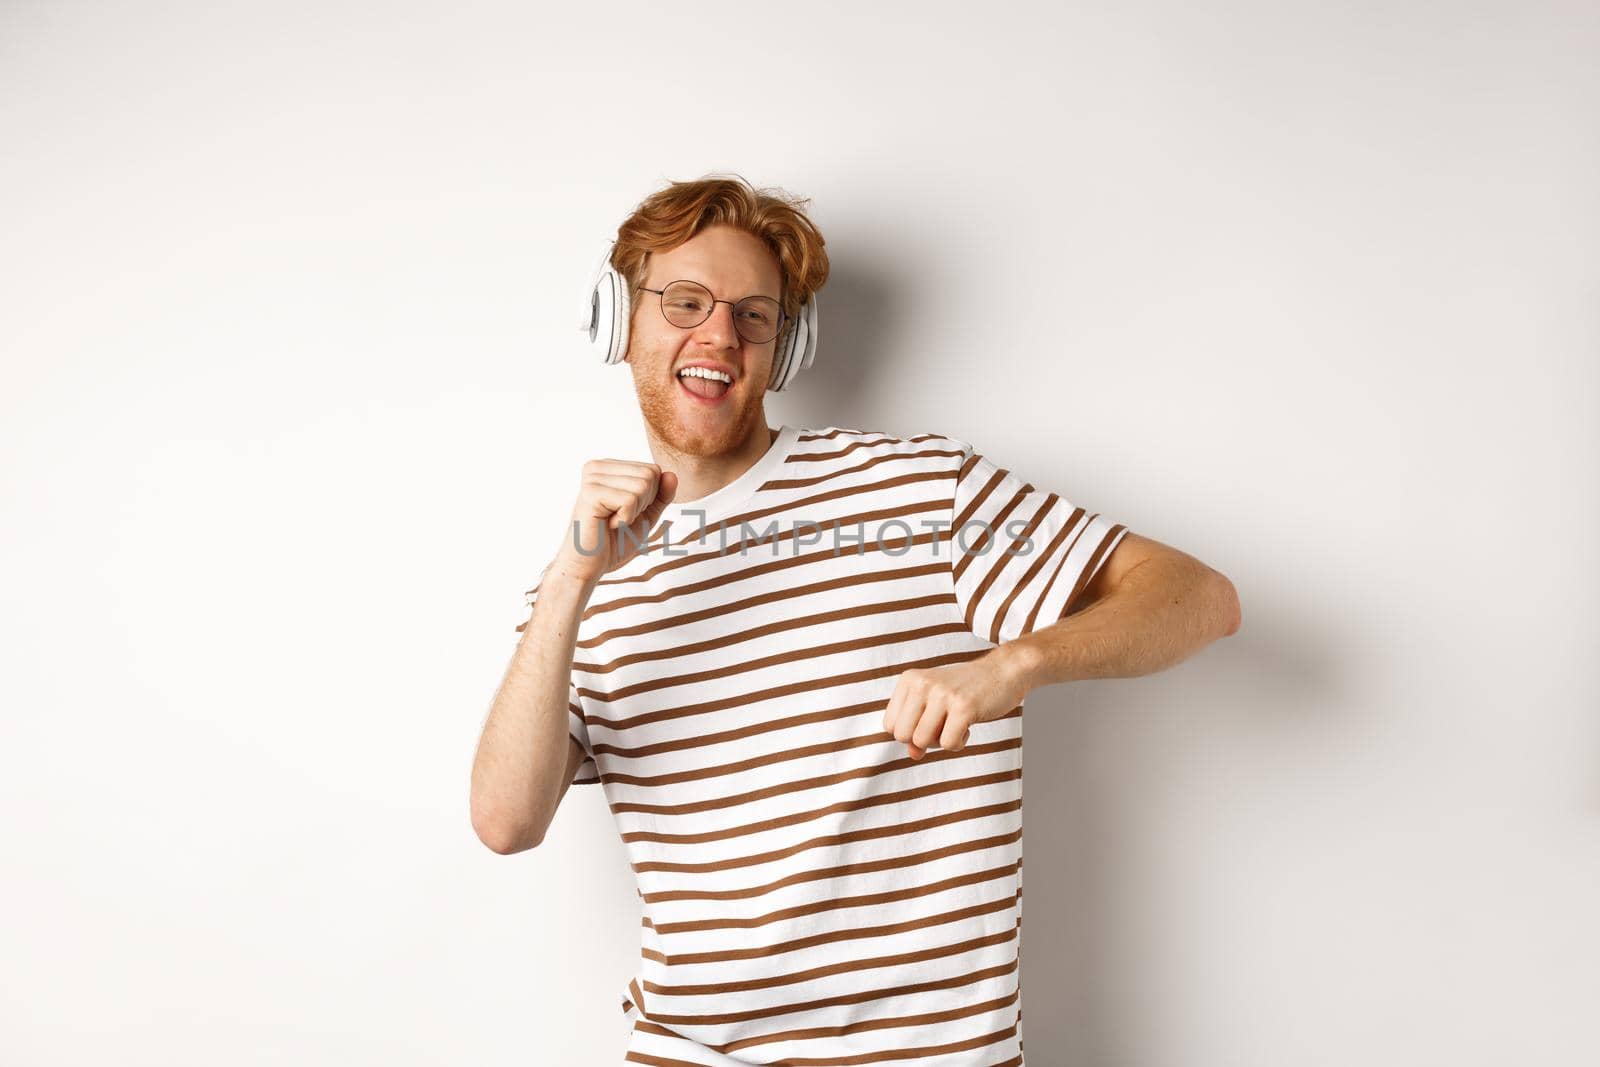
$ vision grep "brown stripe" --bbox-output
[987,501,1089,644]
[644,827,1022,904]
[630,1018,1020,1066]
[585,505,949,620]
[958,477,1041,589]
[628,975,647,1021]
[784,431,950,467]
[590,657,1018,773]
[616,760,1022,838]
[575,592,953,674]
[635,888,1020,967]
[1016,509,1100,638]
[644,917,1017,996]
[632,796,1022,875]
[595,697,1017,790]
[582,620,971,703]
[602,716,888,787]
[623,1053,705,1066]
[947,476,1036,588]
[720,986,1020,1055]
[579,562,950,649]
[1018,518,1124,637]
[526,466,950,613]
[1060,523,1128,618]
[964,493,1079,642]
[628,459,957,560]
[594,697,886,765]
[586,647,985,731]
[955,447,983,491]
[520,433,963,603]
[641,956,1017,1028]
[652,859,1021,935]
[952,464,1018,585]
[760,443,967,493]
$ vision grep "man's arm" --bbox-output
[470,571,596,855]
[995,531,1240,690]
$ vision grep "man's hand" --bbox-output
[883,651,1031,760]
[548,460,679,587]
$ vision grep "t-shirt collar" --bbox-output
[655,424,800,534]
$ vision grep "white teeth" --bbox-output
[678,366,733,383]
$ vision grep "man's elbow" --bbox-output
[1210,570,1241,637]
[471,806,545,855]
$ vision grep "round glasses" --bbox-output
[637,280,786,345]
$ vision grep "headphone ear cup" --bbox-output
[582,241,631,366]
[767,293,819,392]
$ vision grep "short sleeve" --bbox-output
[516,573,601,787]
[947,439,1130,645]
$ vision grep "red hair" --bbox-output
[612,173,830,342]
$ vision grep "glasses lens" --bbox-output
[659,281,713,328]
[733,297,782,344]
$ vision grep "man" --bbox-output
[470,174,1240,1065]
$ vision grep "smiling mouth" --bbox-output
[676,367,734,401]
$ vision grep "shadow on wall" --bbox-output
[774,247,905,426]
[1018,600,1338,1064]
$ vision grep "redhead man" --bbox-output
[471,174,1240,1065]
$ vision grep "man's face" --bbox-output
[623,224,783,457]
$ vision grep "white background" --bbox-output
[3,2,1596,1064]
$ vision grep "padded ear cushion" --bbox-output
[768,293,819,392]
[767,311,795,391]
[795,292,818,375]
[606,266,630,365]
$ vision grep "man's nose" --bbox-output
[695,301,740,348]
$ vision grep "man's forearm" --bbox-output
[470,570,594,853]
[990,553,1239,693]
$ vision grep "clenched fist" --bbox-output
[547,459,679,587]
[884,654,1031,760]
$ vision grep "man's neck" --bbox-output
[645,422,779,504]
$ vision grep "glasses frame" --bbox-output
[636,280,788,345]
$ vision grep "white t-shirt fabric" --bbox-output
[517,424,1130,1065]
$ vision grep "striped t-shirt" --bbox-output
[517,424,1129,1065]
